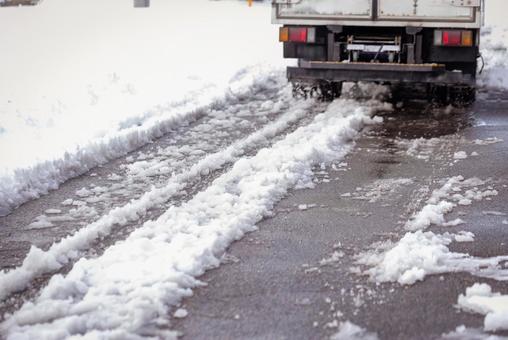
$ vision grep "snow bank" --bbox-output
[359,177,508,285]
[0,0,285,216]
[479,0,508,89]
[2,99,386,338]
[458,283,508,332]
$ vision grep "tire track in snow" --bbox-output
[0,71,292,272]
[0,90,324,310]
[1,98,388,339]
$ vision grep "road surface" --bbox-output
[1,86,507,339]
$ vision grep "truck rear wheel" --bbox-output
[428,85,476,107]
[291,81,342,101]
[450,86,476,107]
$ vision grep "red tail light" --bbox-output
[289,27,307,43]
[443,31,461,46]
[434,30,474,47]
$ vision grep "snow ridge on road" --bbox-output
[0,85,316,301]
[2,99,386,339]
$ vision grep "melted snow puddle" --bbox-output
[1,99,388,338]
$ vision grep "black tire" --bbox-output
[318,81,342,101]
[450,86,476,107]
[291,81,342,101]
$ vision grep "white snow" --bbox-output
[480,0,508,89]
[173,308,188,319]
[358,177,508,285]
[453,151,468,160]
[454,231,475,243]
[441,325,507,339]
[1,98,387,338]
[330,321,379,340]
[0,94,317,301]
[359,230,508,285]
[395,137,441,161]
[405,176,494,231]
[473,138,504,146]
[0,0,286,216]
[457,283,508,332]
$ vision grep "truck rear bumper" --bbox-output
[288,61,475,86]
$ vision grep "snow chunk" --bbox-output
[173,308,188,319]
[458,283,508,331]
[454,231,475,243]
[75,187,93,198]
[44,209,62,215]
[27,215,54,229]
[406,201,454,231]
[330,321,379,340]
[473,138,504,146]
[453,151,468,160]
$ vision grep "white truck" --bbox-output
[272,0,484,104]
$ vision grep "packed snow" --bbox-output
[0,0,286,216]
[457,283,508,332]
[1,99,387,338]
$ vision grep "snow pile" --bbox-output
[2,99,386,338]
[0,95,316,300]
[330,321,379,340]
[0,0,285,216]
[458,283,508,332]
[358,177,507,285]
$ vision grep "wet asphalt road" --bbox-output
[1,87,508,339]
[172,89,508,340]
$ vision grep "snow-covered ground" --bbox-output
[0,0,286,215]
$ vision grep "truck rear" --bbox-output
[272,0,484,103]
